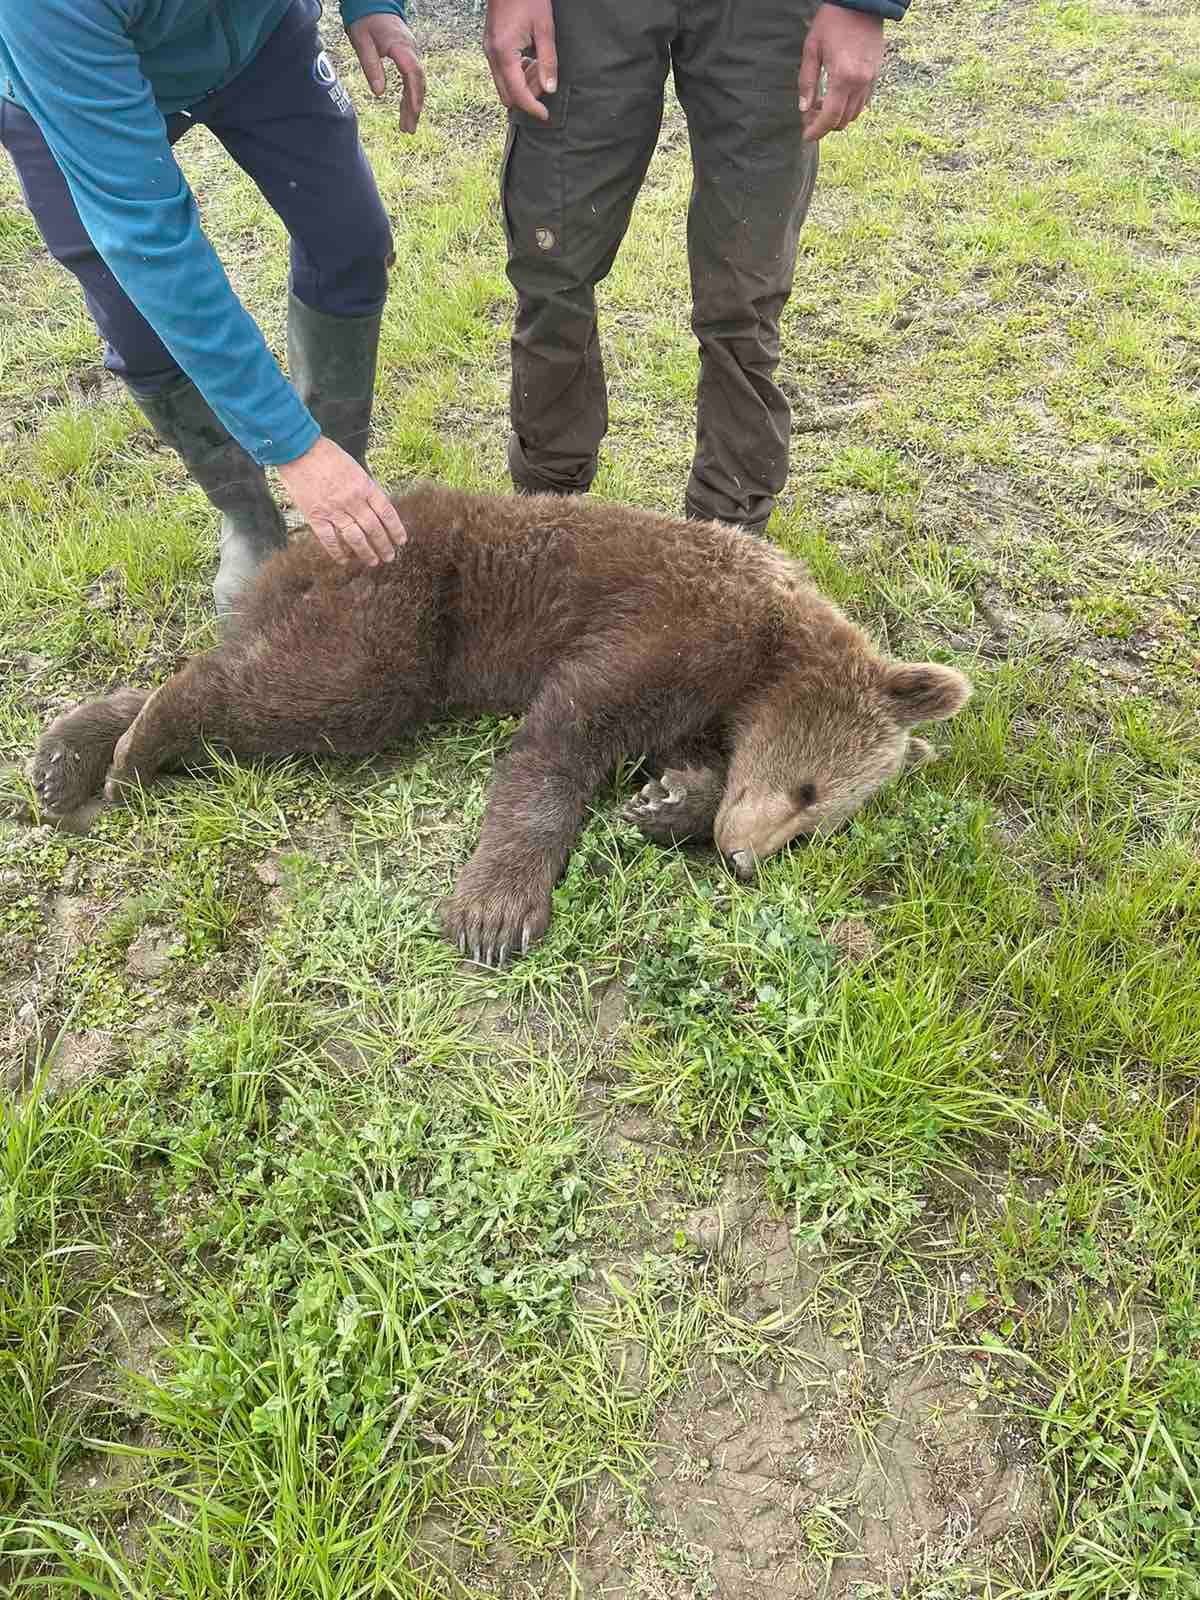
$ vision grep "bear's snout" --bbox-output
[728,848,756,881]
[714,790,811,872]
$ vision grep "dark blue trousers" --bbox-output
[0,0,393,396]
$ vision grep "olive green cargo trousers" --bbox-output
[500,0,821,532]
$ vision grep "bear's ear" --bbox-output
[884,663,972,725]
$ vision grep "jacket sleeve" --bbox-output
[339,1,408,24]
[829,0,911,19]
[0,0,319,467]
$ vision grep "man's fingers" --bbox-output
[367,489,407,551]
[354,34,386,97]
[276,437,405,567]
[831,70,873,132]
[313,509,385,569]
[840,84,872,130]
[311,502,403,569]
[389,45,426,131]
[337,521,377,567]
[485,52,515,109]
[338,515,385,568]
[483,3,556,118]
[485,28,549,119]
[504,52,550,118]
[531,16,558,94]
[804,84,849,143]
[311,520,352,566]
[346,492,406,565]
[798,37,821,114]
[797,9,882,141]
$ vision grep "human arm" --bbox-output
[0,0,403,563]
[479,0,898,143]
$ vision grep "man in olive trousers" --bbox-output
[484,0,902,535]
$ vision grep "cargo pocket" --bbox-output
[500,84,571,260]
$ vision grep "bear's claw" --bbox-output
[625,775,686,816]
[440,864,552,967]
[621,776,689,837]
[621,768,717,846]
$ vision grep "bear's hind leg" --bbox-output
[104,664,221,803]
[29,688,152,816]
[104,638,429,804]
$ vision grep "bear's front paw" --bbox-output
[440,861,553,967]
[621,767,717,846]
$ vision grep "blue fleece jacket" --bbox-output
[0,1,405,467]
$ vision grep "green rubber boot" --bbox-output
[286,294,383,468]
[133,376,287,621]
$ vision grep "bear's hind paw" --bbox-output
[27,735,108,817]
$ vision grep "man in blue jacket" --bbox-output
[0,0,422,619]
[483,0,903,536]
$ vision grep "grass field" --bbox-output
[2,0,1199,1595]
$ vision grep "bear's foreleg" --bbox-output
[439,731,594,965]
[440,649,714,965]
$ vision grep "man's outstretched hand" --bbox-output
[349,13,426,133]
[276,436,407,568]
[484,0,557,120]
[800,5,885,142]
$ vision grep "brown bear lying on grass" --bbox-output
[29,485,972,965]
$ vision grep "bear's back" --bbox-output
[392,482,817,632]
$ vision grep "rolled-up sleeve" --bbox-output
[830,0,911,20]
[339,1,407,24]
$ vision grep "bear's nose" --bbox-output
[729,849,755,881]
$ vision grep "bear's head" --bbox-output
[714,660,972,878]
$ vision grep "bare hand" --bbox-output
[799,5,884,143]
[484,0,557,121]
[349,13,426,133]
[276,436,407,567]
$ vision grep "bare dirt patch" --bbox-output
[448,1174,1046,1598]
[565,1350,1042,1599]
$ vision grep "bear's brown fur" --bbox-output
[29,484,972,963]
